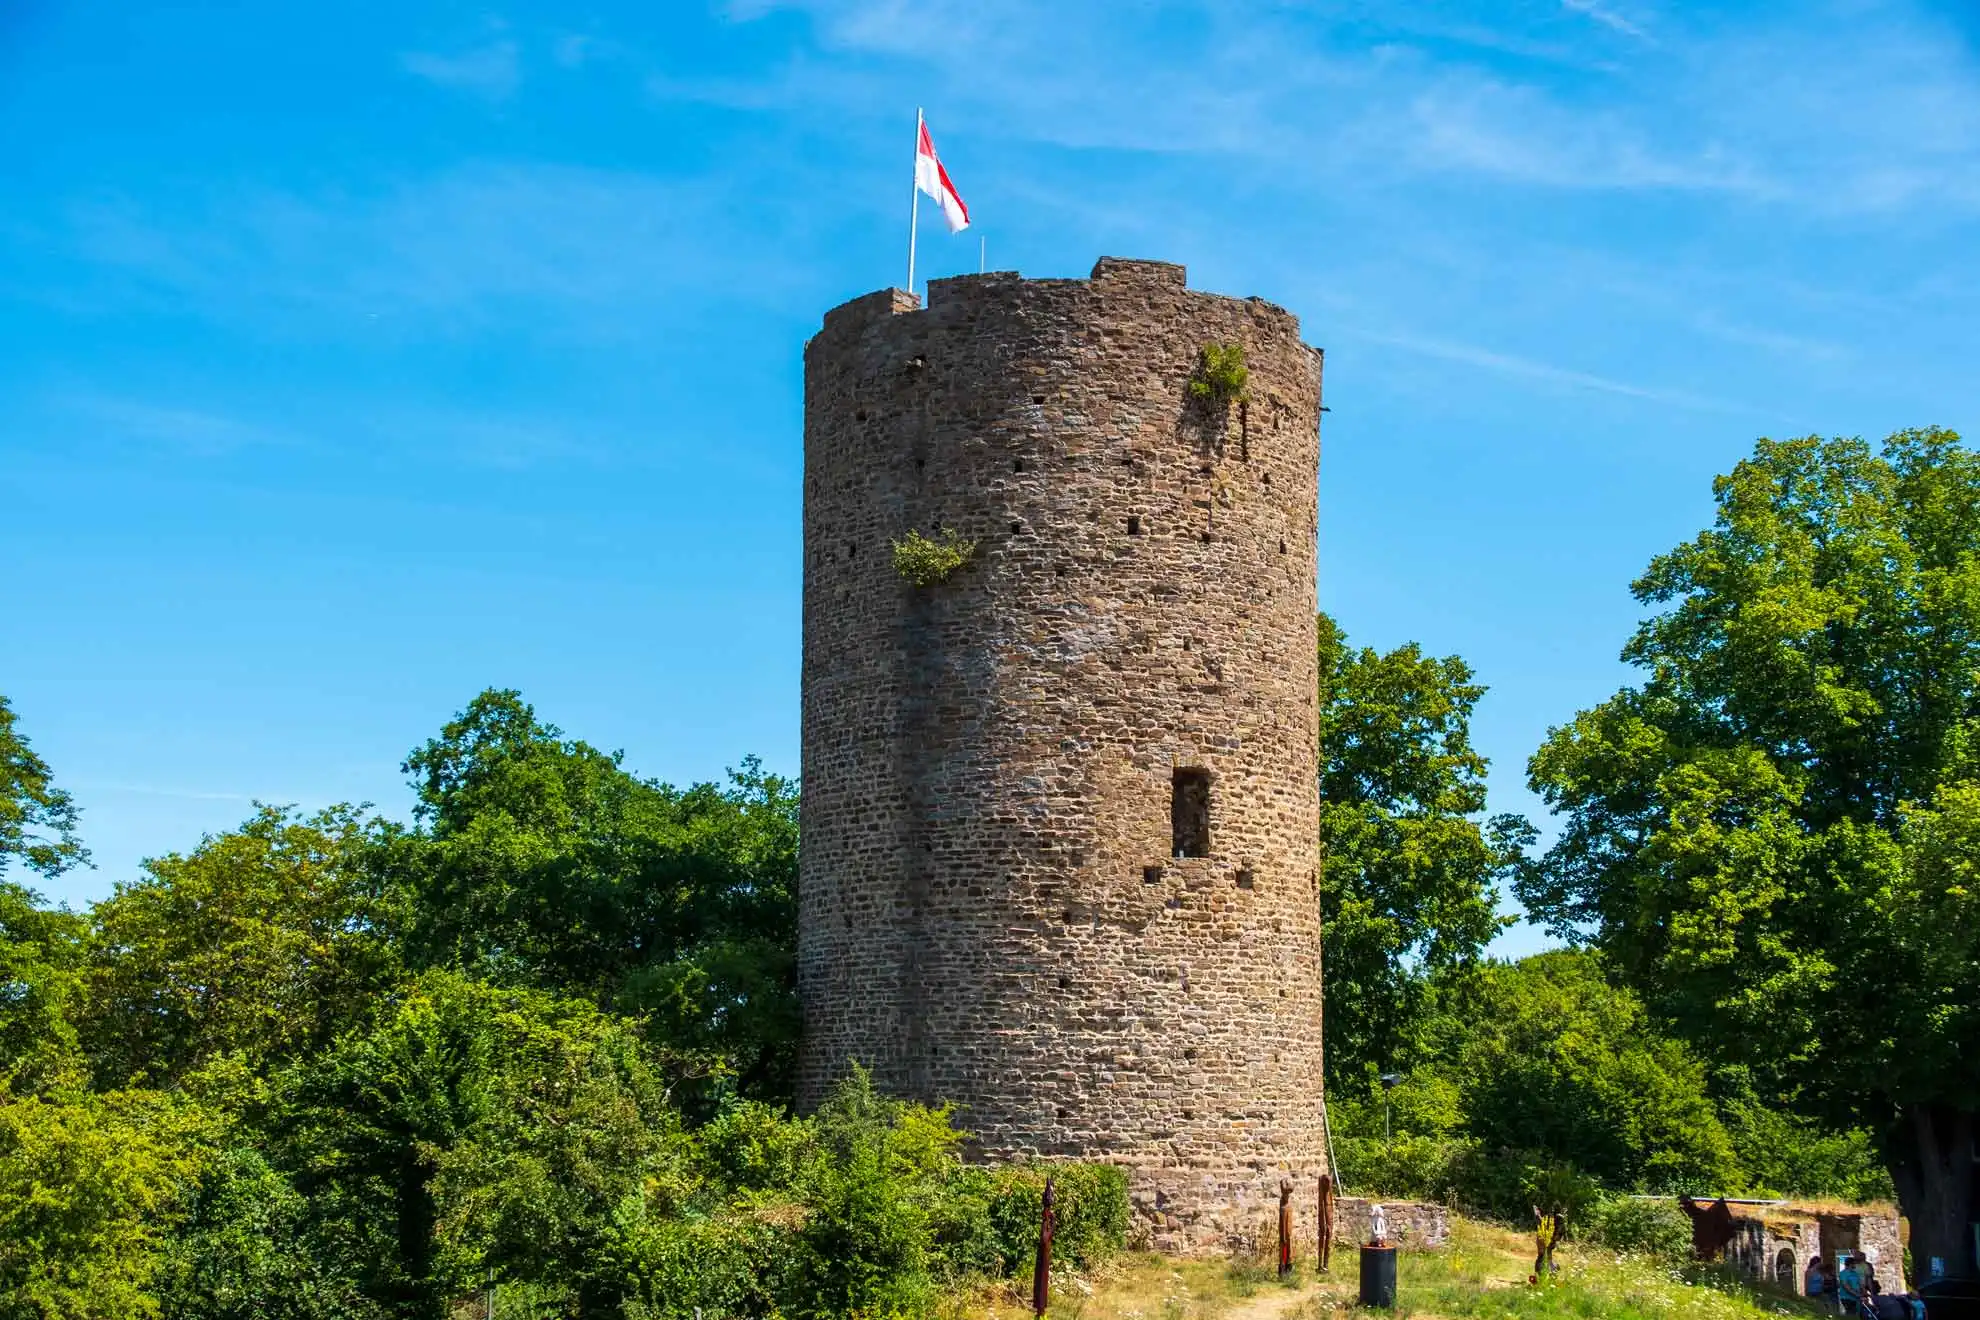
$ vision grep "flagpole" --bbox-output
[980,234,985,274]
[907,107,923,299]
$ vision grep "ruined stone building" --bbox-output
[798,258,1326,1249]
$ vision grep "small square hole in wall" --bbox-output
[1143,865,1164,884]
[1128,516,1143,535]
[1172,769,1211,858]
[1235,868,1255,890]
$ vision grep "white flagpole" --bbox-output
[979,233,985,274]
[907,107,923,299]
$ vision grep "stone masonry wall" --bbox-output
[798,258,1325,1251]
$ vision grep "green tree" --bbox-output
[276,969,672,1319]
[1522,430,1980,1273]
[0,1088,211,1320]
[0,882,87,1095]
[1449,952,1740,1192]
[0,695,87,881]
[1317,614,1531,1084]
[393,689,800,1103]
[82,805,398,1089]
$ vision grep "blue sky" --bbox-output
[5,2,1978,956]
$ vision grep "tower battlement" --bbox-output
[799,257,1326,1253]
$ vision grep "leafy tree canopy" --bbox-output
[81,805,399,1091]
[0,696,87,881]
[390,689,800,1104]
[1317,613,1530,1084]
[1521,429,1980,1271]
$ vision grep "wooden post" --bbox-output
[1033,1175,1056,1318]
[1317,1173,1335,1272]
[1278,1178,1295,1277]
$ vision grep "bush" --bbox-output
[982,1163,1130,1273]
[1188,343,1249,408]
[1334,1135,1474,1203]
[891,529,976,587]
[1335,1136,1610,1226]
[1580,1195,1692,1257]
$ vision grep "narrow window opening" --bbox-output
[847,542,858,558]
[1127,516,1142,535]
[1143,864,1164,885]
[1033,394,1046,404]
[1014,458,1025,473]
[1172,769,1211,858]
[1010,521,1022,535]
[1279,538,1287,554]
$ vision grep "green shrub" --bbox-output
[1580,1195,1692,1257]
[1188,343,1249,408]
[1334,1134,1474,1203]
[891,529,976,587]
[982,1163,1130,1273]
[621,1210,792,1320]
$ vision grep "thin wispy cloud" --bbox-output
[1561,0,1648,41]
[1347,325,1757,415]
[400,38,522,100]
[59,162,829,335]
[57,396,295,458]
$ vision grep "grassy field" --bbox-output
[956,1218,1830,1320]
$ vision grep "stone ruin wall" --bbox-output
[798,257,1327,1252]
[1720,1203,1905,1292]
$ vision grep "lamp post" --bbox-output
[1379,1073,1403,1141]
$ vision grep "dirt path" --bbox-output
[1218,1280,1321,1320]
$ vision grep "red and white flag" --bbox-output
[915,118,970,233]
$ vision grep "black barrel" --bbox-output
[1359,1244,1398,1308]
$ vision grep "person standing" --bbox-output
[1807,1255,1827,1298]
[1838,1255,1866,1316]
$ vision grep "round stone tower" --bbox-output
[799,257,1324,1251]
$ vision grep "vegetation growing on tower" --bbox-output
[890,527,976,586]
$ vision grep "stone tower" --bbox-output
[799,258,1325,1250]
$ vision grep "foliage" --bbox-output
[0,695,88,881]
[1317,614,1529,1086]
[1187,342,1249,408]
[1578,1195,1692,1258]
[392,689,800,1107]
[1452,954,1740,1194]
[1717,1082,1893,1203]
[274,969,673,1319]
[0,881,87,1094]
[82,805,398,1090]
[154,1147,373,1320]
[1519,429,1980,1267]
[0,1088,211,1320]
[891,528,977,588]
[977,1163,1131,1275]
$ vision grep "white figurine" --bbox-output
[1370,1203,1388,1245]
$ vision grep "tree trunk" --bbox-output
[1892,1104,1976,1281]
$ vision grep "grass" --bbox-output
[951,1218,1838,1320]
